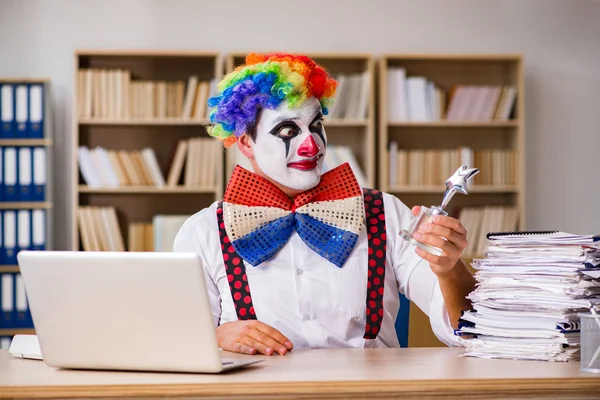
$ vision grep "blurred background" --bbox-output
[0,0,599,348]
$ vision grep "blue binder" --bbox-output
[14,273,32,329]
[31,209,46,251]
[3,210,17,265]
[18,147,32,202]
[3,148,18,202]
[0,84,15,139]
[0,272,15,328]
[0,211,4,265]
[14,84,29,139]
[28,84,44,139]
[32,147,46,201]
[0,148,4,202]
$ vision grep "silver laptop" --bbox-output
[15,250,262,373]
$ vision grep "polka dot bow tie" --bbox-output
[221,162,365,268]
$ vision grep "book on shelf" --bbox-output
[77,206,125,252]
[78,137,219,189]
[1,146,47,202]
[388,143,515,187]
[0,81,45,138]
[327,71,370,120]
[129,215,189,252]
[78,205,188,252]
[457,205,519,257]
[1,208,47,334]
[1,271,33,331]
[1,209,47,265]
[76,68,217,121]
[386,67,517,122]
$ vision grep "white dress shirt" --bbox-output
[173,192,463,349]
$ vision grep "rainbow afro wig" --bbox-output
[207,53,337,148]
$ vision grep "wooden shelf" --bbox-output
[382,53,522,61]
[0,328,35,336]
[73,51,224,251]
[323,119,368,127]
[388,185,518,194]
[78,118,211,126]
[0,202,52,209]
[0,139,53,146]
[78,186,217,194]
[388,121,518,128]
[0,265,19,273]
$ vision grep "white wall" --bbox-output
[0,0,599,249]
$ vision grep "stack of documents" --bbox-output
[457,231,600,362]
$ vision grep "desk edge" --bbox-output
[2,378,600,398]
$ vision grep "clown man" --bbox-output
[174,53,476,356]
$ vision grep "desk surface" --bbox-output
[1,347,599,399]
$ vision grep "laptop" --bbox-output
[14,250,263,373]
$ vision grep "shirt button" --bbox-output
[302,314,311,321]
[296,269,303,275]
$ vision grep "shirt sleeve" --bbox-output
[384,193,463,347]
[172,211,222,327]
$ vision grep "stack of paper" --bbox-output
[457,231,600,362]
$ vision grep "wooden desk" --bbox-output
[1,347,599,399]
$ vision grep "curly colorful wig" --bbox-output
[206,53,337,147]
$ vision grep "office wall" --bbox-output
[0,0,599,249]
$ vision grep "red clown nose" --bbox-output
[297,135,319,157]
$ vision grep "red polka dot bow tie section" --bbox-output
[221,163,365,268]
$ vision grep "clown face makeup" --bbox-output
[252,97,327,191]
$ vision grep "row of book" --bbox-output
[446,85,517,121]
[78,138,220,188]
[76,68,217,120]
[386,67,517,122]
[327,72,370,120]
[77,205,188,252]
[171,138,221,188]
[1,272,32,330]
[457,231,600,362]
[77,206,124,252]
[79,146,164,188]
[0,82,45,139]
[388,144,515,187]
[457,205,519,257]
[129,215,189,252]
[0,146,47,202]
[0,209,46,265]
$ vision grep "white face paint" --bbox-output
[252,97,327,191]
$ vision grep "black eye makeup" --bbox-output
[270,122,301,140]
[269,121,300,157]
[310,112,326,146]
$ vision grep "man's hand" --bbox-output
[409,205,476,328]
[410,206,468,276]
[216,320,293,356]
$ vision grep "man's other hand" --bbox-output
[216,320,293,356]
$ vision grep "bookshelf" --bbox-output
[0,78,53,345]
[379,54,525,347]
[223,52,376,188]
[72,50,224,251]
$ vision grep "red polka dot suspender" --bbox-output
[215,188,387,339]
[362,189,387,339]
